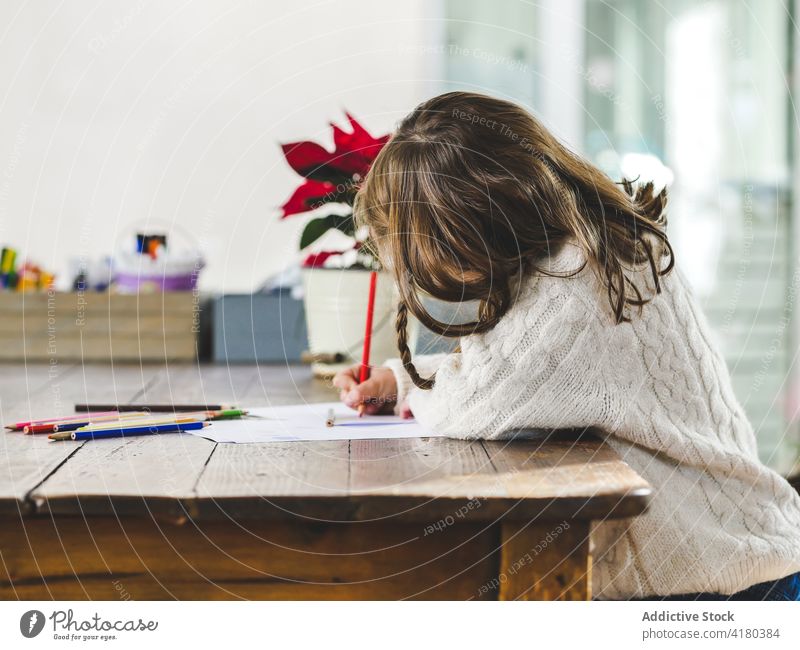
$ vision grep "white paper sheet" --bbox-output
[189,401,440,443]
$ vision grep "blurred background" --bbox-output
[0,0,798,474]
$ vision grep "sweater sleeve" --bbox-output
[391,276,637,440]
[384,353,451,404]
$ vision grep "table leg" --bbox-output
[498,520,591,600]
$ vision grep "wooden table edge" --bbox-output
[19,485,652,524]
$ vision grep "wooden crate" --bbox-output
[0,291,198,362]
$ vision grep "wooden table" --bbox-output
[0,363,651,600]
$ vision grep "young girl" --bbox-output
[333,91,800,601]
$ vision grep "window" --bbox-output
[443,0,799,473]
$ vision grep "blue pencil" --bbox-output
[49,421,209,441]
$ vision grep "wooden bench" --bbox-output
[0,363,651,600]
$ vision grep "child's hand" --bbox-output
[332,365,398,415]
[398,400,414,419]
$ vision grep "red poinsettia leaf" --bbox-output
[331,122,355,152]
[345,112,375,142]
[280,179,337,218]
[327,113,391,176]
[302,250,340,268]
[281,141,338,178]
[334,152,372,177]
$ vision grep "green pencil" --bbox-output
[204,408,248,420]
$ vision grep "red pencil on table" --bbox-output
[357,270,378,417]
[24,423,63,435]
[4,411,119,432]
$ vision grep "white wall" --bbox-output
[0,0,438,292]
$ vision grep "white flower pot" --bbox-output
[302,268,407,377]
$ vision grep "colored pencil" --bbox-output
[47,420,206,440]
[357,271,378,417]
[24,423,65,435]
[6,411,121,431]
[202,408,248,420]
[19,409,245,434]
[74,403,234,413]
[47,432,76,441]
[70,416,199,432]
[49,420,209,441]
[326,408,336,427]
[31,414,203,435]
[21,411,152,434]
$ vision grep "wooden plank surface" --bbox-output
[348,437,494,494]
[135,362,261,406]
[482,437,652,519]
[2,364,651,523]
[0,363,159,515]
[247,363,335,405]
[29,363,243,520]
[30,434,215,520]
[193,438,650,523]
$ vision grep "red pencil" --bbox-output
[4,411,119,431]
[357,271,378,416]
[24,423,62,435]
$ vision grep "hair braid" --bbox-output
[396,302,435,390]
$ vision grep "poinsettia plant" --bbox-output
[280,113,389,268]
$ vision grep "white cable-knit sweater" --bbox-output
[384,241,800,599]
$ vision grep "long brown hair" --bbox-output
[355,91,673,390]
